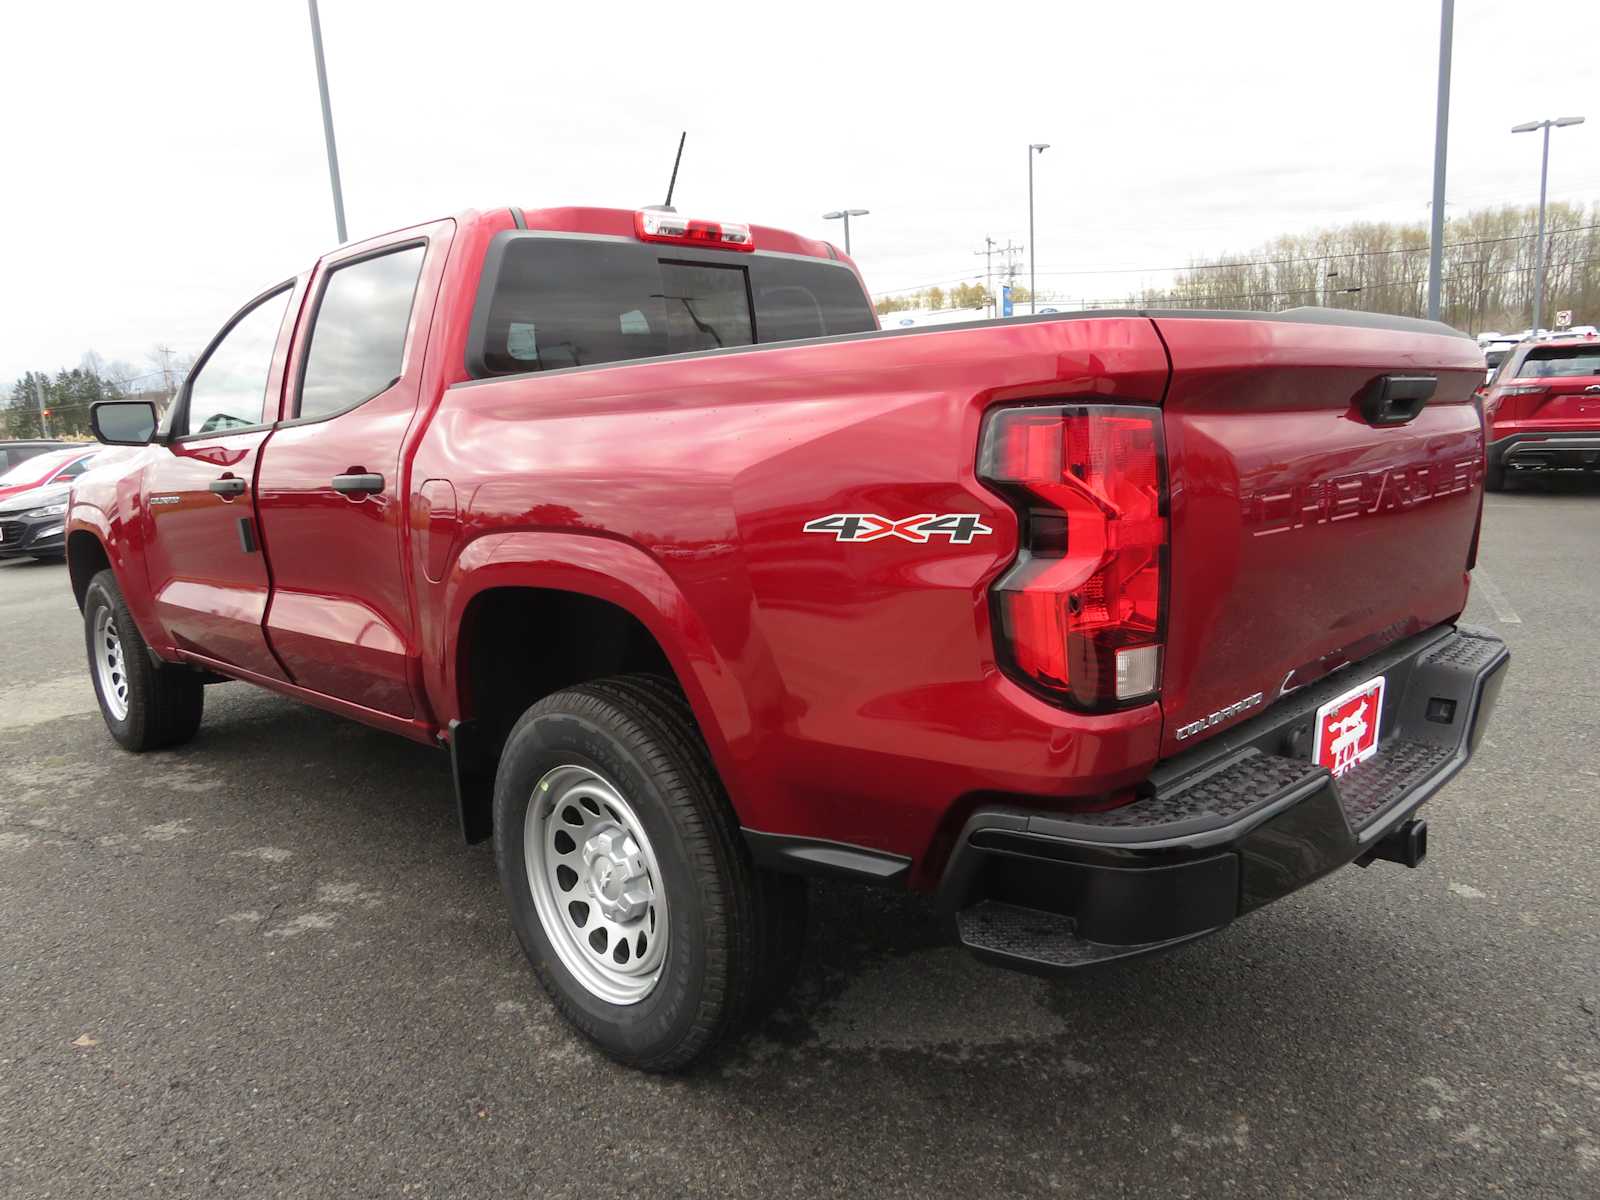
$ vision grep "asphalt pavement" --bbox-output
[1,483,1597,1199]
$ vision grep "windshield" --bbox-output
[0,447,85,485]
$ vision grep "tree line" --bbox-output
[1133,202,1598,332]
[4,349,189,440]
[876,282,1040,315]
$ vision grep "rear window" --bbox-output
[1518,345,1600,378]
[474,236,874,376]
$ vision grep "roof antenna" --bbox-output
[663,131,687,211]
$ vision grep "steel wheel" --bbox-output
[523,763,669,1006]
[93,606,130,721]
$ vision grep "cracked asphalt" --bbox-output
[1,481,1597,1198]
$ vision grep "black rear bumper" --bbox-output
[1488,432,1600,474]
[940,623,1508,974]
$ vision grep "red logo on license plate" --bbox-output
[1313,677,1386,777]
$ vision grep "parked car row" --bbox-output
[0,442,98,560]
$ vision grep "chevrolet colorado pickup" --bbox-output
[71,205,1508,1070]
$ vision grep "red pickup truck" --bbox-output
[71,205,1508,1070]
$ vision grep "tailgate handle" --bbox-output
[1359,374,1436,427]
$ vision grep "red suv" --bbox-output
[1481,336,1600,489]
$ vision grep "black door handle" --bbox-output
[332,473,385,496]
[1358,374,1436,427]
[209,477,247,496]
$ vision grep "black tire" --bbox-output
[1485,460,1505,492]
[493,674,806,1071]
[83,568,204,752]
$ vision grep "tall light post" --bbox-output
[1426,0,1454,321]
[1512,116,1585,333]
[307,0,348,244]
[822,209,869,257]
[1027,143,1049,314]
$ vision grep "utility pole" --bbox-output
[1426,0,1454,321]
[975,237,997,315]
[976,239,1024,315]
[996,240,1024,292]
[307,0,348,244]
[33,374,50,439]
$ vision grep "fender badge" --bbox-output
[802,513,994,544]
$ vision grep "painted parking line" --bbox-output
[1472,568,1522,625]
[0,674,97,730]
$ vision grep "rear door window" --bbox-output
[298,245,427,420]
[475,236,874,376]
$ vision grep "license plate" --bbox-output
[1312,675,1386,777]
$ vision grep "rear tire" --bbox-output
[83,569,204,751]
[1485,460,1506,492]
[493,674,806,1071]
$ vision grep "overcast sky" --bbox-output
[1,0,1595,385]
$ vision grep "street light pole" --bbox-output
[1426,0,1454,321]
[1028,144,1048,314]
[1512,116,1585,333]
[822,208,869,257]
[307,0,348,245]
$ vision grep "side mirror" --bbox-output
[90,400,159,446]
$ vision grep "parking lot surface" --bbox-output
[1,486,1597,1199]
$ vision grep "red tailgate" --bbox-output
[1152,313,1486,757]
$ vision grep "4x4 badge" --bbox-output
[802,513,994,544]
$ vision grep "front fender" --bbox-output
[66,497,169,660]
[429,530,751,788]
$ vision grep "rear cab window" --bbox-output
[470,235,875,376]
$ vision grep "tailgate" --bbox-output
[1153,312,1486,757]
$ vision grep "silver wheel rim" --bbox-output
[93,607,130,721]
[523,764,669,1006]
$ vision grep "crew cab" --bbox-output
[1481,335,1600,488]
[70,205,1507,1070]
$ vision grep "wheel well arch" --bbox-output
[448,586,685,843]
[457,583,673,740]
[66,530,113,610]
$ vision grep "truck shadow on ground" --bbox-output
[182,685,1458,1113]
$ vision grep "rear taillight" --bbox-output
[634,209,755,252]
[978,404,1167,710]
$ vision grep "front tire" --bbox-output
[493,675,805,1071]
[83,569,204,751]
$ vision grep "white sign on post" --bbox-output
[1555,310,1573,328]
